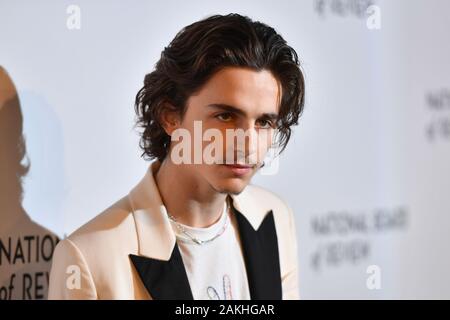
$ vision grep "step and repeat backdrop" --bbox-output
[1,0,449,299]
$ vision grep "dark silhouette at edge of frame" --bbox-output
[0,66,60,300]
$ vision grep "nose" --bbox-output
[236,122,259,165]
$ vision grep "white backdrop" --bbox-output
[1,0,449,299]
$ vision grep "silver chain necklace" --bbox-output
[167,201,230,245]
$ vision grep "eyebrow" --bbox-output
[207,103,278,120]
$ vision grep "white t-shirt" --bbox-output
[168,200,251,300]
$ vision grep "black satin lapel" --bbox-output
[129,244,193,300]
[233,208,282,300]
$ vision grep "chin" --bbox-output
[212,178,249,195]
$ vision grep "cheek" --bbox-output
[258,130,273,150]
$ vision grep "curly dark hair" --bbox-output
[134,13,305,162]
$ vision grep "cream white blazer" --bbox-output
[48,160,300,300]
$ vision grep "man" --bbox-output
[48,13,305,300]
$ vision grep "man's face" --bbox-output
[168,66,281,195]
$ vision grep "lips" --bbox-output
[224,164,254,169]
[220,163,255,176]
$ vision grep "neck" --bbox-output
[155,158,228,228]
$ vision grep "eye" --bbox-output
[257,119,275,129]
[215,112,234,122]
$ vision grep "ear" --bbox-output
[160,102,181,136]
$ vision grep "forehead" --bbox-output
[187,67,282,115]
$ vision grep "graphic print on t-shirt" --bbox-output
[206,274,233,300]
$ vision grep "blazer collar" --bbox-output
[128,160,282,300]
[128,160,272,261]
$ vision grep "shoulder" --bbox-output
[50,194,140,295]
[243,184,299,298]
[243,183,294,220]
[71,196,133,235]
[234,183,296,237]
[55,195,138,261]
